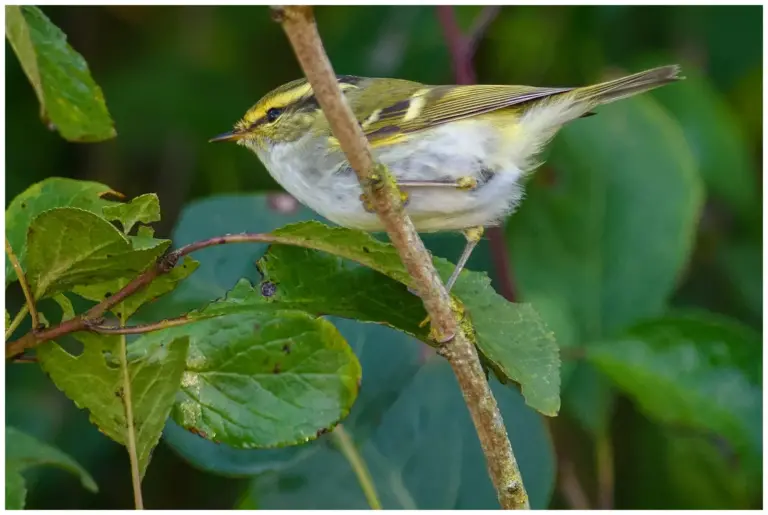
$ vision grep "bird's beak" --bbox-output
[209,130,245,143]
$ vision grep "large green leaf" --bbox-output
[5,426,98,510]
[25,207,170,299]
[5,177,120,287]
[131,311,361,449]
[190,222,559,416]
[5,6,115,141]
[507,96,701,340]
[37,334,189,476]
[587,311,761,465]
[238,319,555,509]
[506,95,701,430]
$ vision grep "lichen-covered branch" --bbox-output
[272,5,529,508]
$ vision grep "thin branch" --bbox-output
[435,6,516,302]
[332,424,382,510]
[272,6,528,508]
[5,238,40,329]
[117,320,143,509]
[86,315,193,335]
[6,304,29,341]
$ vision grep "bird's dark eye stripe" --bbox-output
[266,107,282,122]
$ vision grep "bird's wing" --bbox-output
[353,83,574,148]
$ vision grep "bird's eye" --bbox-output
[266,108,282,123]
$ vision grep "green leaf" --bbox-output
[74,256,200,319]
[505,96,701,430]
[5,426,97,509]
[5,178,121,286]
[648,64,758,219]
[132,311,361,449]
[587,311,761,463]
[240,323,555,509]
[25,207,170,299]
[192,221,559,416]
[506,96,701,341]
[103,193,162,234]
[5,6,116,141]
[37,334,189,476]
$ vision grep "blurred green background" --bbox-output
[6,5,762,509]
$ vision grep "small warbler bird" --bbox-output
[211,65,682,291]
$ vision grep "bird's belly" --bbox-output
[260,119,528,233]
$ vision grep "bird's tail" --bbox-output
[573,65,683,106]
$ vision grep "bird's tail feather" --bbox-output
[573,65,683,106]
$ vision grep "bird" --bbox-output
[211,65,683,291]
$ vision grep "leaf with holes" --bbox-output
[5,427,97,509]
[25,207,170,300]
[73,256,199,319]
[5,178,121,287]
[103,193,161,234]
[195,222,559,416]
[5,6,115,141]
[37,334,189,476]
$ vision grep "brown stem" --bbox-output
[5,237,40,329]
[435,6,516,302]
[272,5,528,508]
[85,315,193,335]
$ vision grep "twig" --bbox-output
[6,304,29,340]
[332,424,382,509]
[5,238,40,329]
[272,6,528,508]
[117,314,143,509]
[86,315,193,335]
[435,6,516,302]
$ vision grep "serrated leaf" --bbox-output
[5,6,115,141]
[5,426,97,509]
[587,311,761,464]
[5,178,120,287]
[131,311,361,449]
[26,207,170,299]
[198,222,559,416]
[103,193,161,234]
[37,334,189,476]
[74,256,200,319]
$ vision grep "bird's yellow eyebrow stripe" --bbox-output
[243,81,359,125]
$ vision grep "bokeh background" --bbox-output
[6,5,762,509]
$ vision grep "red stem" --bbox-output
[435,6,516,301]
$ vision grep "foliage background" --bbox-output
[5,5,762,509]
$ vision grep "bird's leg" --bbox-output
[360,176,477,213]
[445,226,484,292]
[418,226,484,330]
